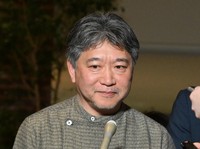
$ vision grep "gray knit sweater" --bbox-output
[13,96,175,149]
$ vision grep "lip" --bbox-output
[96,91,117,98]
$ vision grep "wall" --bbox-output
[119,0,200,48]
[119,0,200,113]
[125,52,200,113]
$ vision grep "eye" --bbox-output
[115,65,127,71]
[89,65,101,71]
[115,65,126,69]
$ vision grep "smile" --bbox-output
[96,91,117,98]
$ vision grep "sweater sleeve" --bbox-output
[13,117,36,149]
[161,128,176,149]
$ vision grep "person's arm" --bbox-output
[161,129,176,149]
[190,86,200,118]
[13,117,36,149]
[167,90,191,149]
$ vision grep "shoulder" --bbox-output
[170,88,192,115]
[24,97,75,126]
[126,108,168,132]
[124,108,174,146]
[119,108,175,148]
[175,89,191,104]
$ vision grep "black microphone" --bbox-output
[181,141,197,149]
[100,120,117,149]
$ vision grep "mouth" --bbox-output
[96,91,118,98]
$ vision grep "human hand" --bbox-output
[193,142,200,149]
[189,86,200,118]
[181,141,198,149]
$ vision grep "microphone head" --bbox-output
[100,120,117,149]
[104,120,117,137]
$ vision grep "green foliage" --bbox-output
[0,0,119,103]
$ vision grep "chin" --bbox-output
[97,106,119,115]
[94,101,120,111]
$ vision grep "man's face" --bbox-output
[67,41,134,116]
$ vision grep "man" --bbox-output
[13,12,175,148]
[167,87,200,149]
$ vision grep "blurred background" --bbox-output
[0,0,200,148]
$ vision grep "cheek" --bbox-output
[117,73,132,85]
[120,79,132,89]
[115,78,132,94]
[76,70,98,86]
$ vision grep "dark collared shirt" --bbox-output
[167,89,200,149]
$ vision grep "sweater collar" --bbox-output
[73,95,130,124]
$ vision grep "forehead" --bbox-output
[79,41,132,61]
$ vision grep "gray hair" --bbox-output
[66,11,140,68]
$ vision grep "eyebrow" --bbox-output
[115,58,129,64]
[86,57,101,63]
[86,57,130,64]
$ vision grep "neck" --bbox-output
[77,96,122,117]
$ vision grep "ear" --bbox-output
[66,60,76,83]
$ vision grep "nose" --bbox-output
[99,68,116,86]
